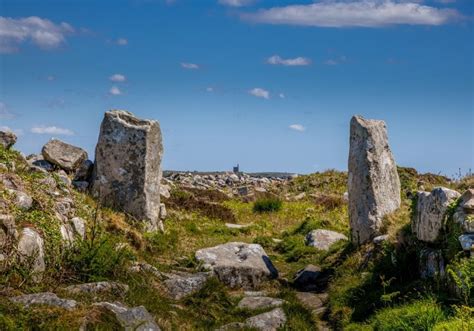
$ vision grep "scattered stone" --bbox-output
[72,181,89,192]
[11,292,77,310]
[225,223,252,230]
[294,192,306,201]
[237,296,284,310]
[245,307,287,331]
[195,242,278,289]
[293,264,322,292]
[74,159,94,181]
[30,156,55,172]
[160,184,171,199]
[412,187,461,243]
[17,227,45,280]
[94,302,160,331]
[42,139,88,172]
[458,234,474,252]
[91,110,163,231]
[305,229,347,251]
[60,223,74,244]
[70,217,86,239]
[295,292,328,317]
[0,130,17,149]
[420,248,445,279]
[453,189,474,233]
[65,281,129,296]
[163,271,211,300]
[0,214,18,241]
[348,115,401,245]
[56,170,72,187]
[159,203,167,220]
[8,189,33,210]
[244,291,267,297]
[236,186,249,196]
[373,234,389,245]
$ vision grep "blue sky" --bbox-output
[0,0,473,176]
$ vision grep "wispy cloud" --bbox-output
[109,86,122,95]
[289,124,305,132]
[279,93,285,99]
[116,38,128,46]
[267,55,311,66]
[324,55,347,65]
[181,62,200,70]
[31,126,74,136]
[241,1,461,28]
[0,16,74,53]
[206,87,214,92]
[249,87,270,99]
[218,0,255,7]
[0,102,14,119]
[109,74,126,82]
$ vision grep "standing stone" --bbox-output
[348,116,401,245]
[91,110,163,231]
[412,187,460,243]
[42,139,88,172]
[0,130,17,149]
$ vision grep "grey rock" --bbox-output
[70,217,86,239]
[11,292,77,310]
[74,159,94,181]
[420,248,445,279]
[72,181,89,192]
[42,139,88,172]
[293,264,322,292]
[0,214,18,241]
[91,110,163,231]
[65,281,129,296]
[237,296,284,310]
[0,130,17,149]
[195,242,278,289]
[348,115,401,245]
[17,228,45,281]
[305,229,347,251]
[94,302,160,331]
[458,234,474,251]
[245,307,287,331]
[295,292,328,316]
[225,223,252,230]
[159,184,170,199]
[163,271,211,300]
[453,189,474,233]
[373,234,389,245]
[412,187,461,243]
[60,223,75,244]
[8,189,33,210]
[27,154,54,172]
[159,203,167,220]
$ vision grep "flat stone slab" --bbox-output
[195,242,278,289]
[237,296,285,310]
[64,281,129,296]
[245,307,287,331]
[295,292,328,314]
[225,223,252,229]
[162,271,211,300]
[94,301,160,331]
[305,229,347,251]
[11,292,77,310]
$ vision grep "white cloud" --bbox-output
[289,124,305,132]
[218,0,255,7]
[279,93,285,99]
[0,16,74,53]
[116,38,128,45]
[31,126,74,136]
[241,1,461,27]
[0,102,14,119]
[181,62,200,69]
[267,55,311,66]
[206,87,214,92]
[46,75,55,81]
[109,86,122,95]
[109,74,126,82]
[249,88,270,99]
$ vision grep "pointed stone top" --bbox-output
[106,110,158,128]
[351,115,386,128]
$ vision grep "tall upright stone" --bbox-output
[348,115,401,245]
[91,110,163,230]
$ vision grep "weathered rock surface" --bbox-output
[245,307,287,331]
[17,227,45,280]
[163,271,211,300]
[295,292,328,317]
[348,115,401,245]
[91,110,163,231]
[8,189,33,210]
[305,229,347,251]
[74,159,94,182]
[42,139,88,172]
[412,187,461,243]
[195,242,278,289]
[65,281,129,296]
[11,292,77,310]
[458,234,474,252]
[70,217,86,239]
[292,264,322,292]
[0,130,17,149]
[94,302,160,331]
[419,248,445,279]
[237,296,284,310]
[453,189,474,233]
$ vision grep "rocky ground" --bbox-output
[0,114,473,330]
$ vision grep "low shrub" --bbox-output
[253,197,282,213]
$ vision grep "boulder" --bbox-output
[292,264,322,292]
[17,227,45,280]
[195,242,278,289]
[419,248,445,279]
[94,302,160,331]
[305,229,347,251]
[27,154,54,172]
[412,187,461,243]
[8,189,33,210]
[237,296,284,310]
[162,271,211,300]
[0,130,17,149]
[91,110,163,231]
[74,159,94,181]
[453,189,474,233]
[458,234,474,252]
[11,292,77,310]
[348,115,401,245]
[42,139,88,172]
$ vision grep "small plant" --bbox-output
[253,197,282,213]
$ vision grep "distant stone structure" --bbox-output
[348,115,401,245]
[233,164,240,173]
[91,110,163,231]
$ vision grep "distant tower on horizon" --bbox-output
[233,164,240,173]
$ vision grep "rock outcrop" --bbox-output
[42,139,88,172]
[91,110,163,231]
[412,187,460,243]
[305,229,347,251]
[11,292,77,310]
[0,130,17,149]
[348,115,401,245]
[93,302,160,330]
[195,242,278,289]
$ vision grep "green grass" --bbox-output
[253,197,283,213]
